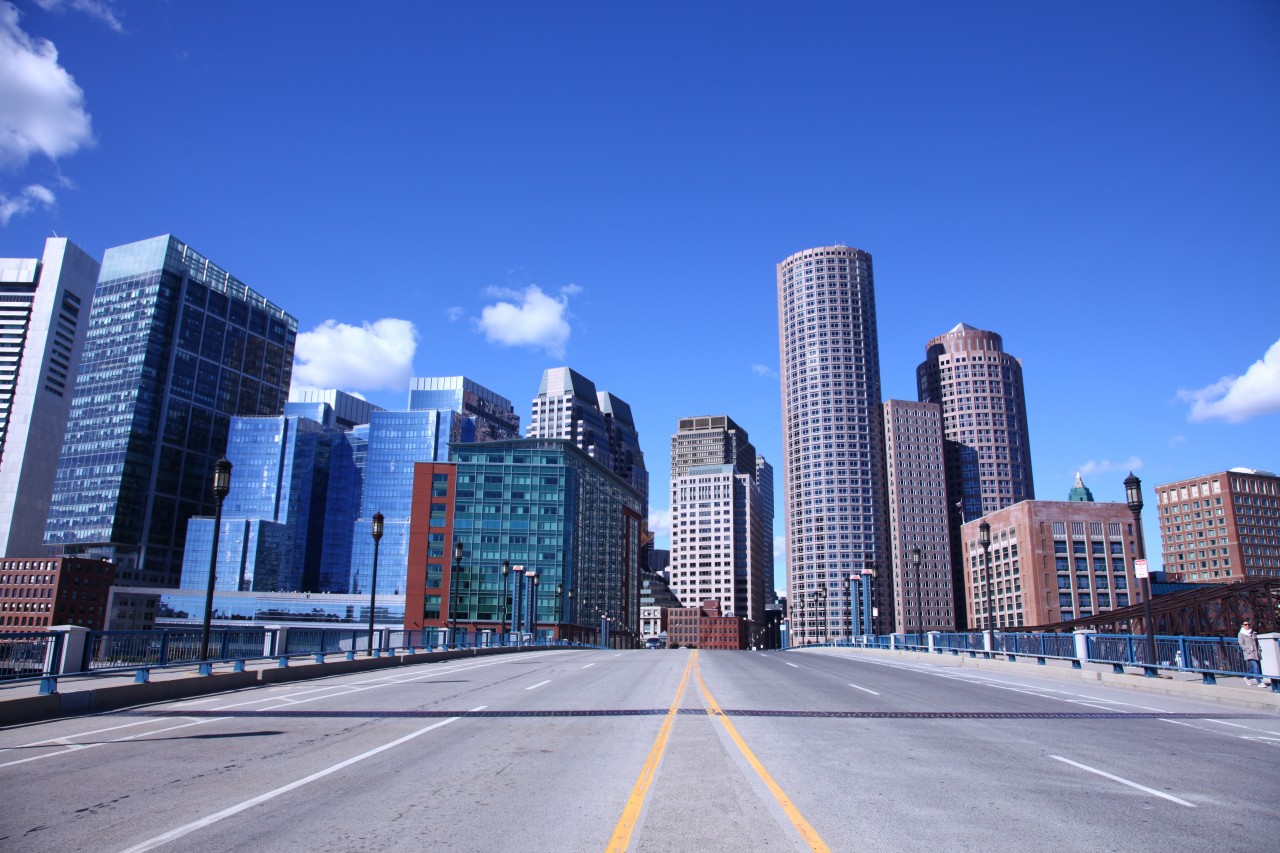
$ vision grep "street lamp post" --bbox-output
[368,512,384,655]
[846,575,856,644]
[500,559,510,642]
[1125,472,1158,677]
[979,520,993,657]
[813,588,827,643]
[524,567,538,640]
[201,458,232,663]
[912,545,923,649]
[860,565,875,636]
[451,539,463,644]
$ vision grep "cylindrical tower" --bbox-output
[777,245,889,644]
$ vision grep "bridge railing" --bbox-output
[0,632,63,681]
[797,630,1276,690]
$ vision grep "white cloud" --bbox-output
[0,183,56,224]
[1177,338,1280,424]
[290,318,417,396]
[0,5,94,170]
[1167,435,1186,448]
[1077,456,1143,479]
[33,0,122,32]
[445,306,463,322]
[751,363,775,378]
[476,284,575,357]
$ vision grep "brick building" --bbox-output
[1155,468,1280,583]
[667,599,749,649]
[0,557,115,632]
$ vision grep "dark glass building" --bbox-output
[44,235,296,621]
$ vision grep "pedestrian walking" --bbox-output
[1238,619,1264,687]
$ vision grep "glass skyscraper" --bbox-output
[44,235,297,615]
[777,245,889,644]
[348,377,520,599]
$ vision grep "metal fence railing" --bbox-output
[0,632,62,681]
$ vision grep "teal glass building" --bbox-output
[44,235,296,609]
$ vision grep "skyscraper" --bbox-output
[668,415,773,625]
[44,235,297,602]
[883,399,955,633]
[917,323,1034,627]
[0,239,98,557]
[527,367,648,506]
[349,376,520,600]
[777,245,889,643]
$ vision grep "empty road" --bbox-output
[1,647,1277,852]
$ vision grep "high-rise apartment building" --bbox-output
[527,367,648,506]
[349,377,520,601]
[0,239,98,557]
[1155,468,1280,583]
[883,400,955,633]
[961,489,1139,628]
[777,245,889,643]
[44,235,296,611]
[917,323,1034,627]
[668,415,773,625]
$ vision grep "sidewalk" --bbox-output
[795,646,1280,713]
[0,645,532,727]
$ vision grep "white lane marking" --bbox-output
[526,680,551,690]
[786,663,799,668]
[582,663,595,668]
[3,718,159,750]
[613,653,623,657]
[471,706,486,711]
[0,719,218,769]
[847,683,880,695]
[1050,756,1196,807]
[117,717,462,853]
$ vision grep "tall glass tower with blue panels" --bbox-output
[44,235,296,606]
[349,377,519,598]
[178,414,353,595]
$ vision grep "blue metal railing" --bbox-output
[790,630,1276,690]
[0,632,62,681]
[83,628,273,672]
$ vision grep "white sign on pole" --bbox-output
[1134,558,1148,579]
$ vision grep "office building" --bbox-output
[883,400,955,632]
[44,236,296,629]
[1155,468,1280,582]
[286,388,382,430]
[0,239,99,557]
[404,438,645,644]
[640,568,681,642]
[349,377,520,602]
[917,323,1035,627]
[668,415,773,626]
[960,487,1139,628]
[527,367,648,507]
[0,556,115,632]
[176,412,354,597]
[777,245,889,643]
[666,598,750,650]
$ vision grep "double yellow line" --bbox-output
[607,651,830,852]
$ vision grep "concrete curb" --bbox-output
[798,647,1280,713]
[0,645,556,727]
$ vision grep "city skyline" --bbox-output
[2,3,1277,590]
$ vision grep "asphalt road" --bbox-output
[1,647,1277,852]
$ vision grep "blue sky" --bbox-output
[3,1,1278,587]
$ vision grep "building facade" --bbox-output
[0,239,99,557]
[1155,468,1280,582]
[960,493,1139,628]
[404,439,645,644]
[666,598,750,650]
[349,377,520,603]
[44,235,296,629]
[0,557,115,632]
[883,400,955,633]
[668,415,773,626]
[777,245,889,643]
[526,367,648,507]
[917,323,1035,627]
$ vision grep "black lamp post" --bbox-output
[1125,472,1158,676]
[368,512,384,655]
[912,545,923,649]
[524,566,538,638]
[500,559,510,639]
[201,457,232,662]
[846,575,856,643]
[978,520,993,654]
[451,539,463,641]
[814,587,827,643]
